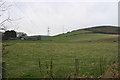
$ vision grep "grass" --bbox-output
[3,30,118,78]
[43,30,118,42]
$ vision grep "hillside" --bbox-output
[44,26,119,42]
[84,26,120,34]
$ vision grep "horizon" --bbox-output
[1,0,118,36]
[2,25,117,36]
[27,25,119,36]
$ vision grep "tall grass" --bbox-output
[37,57,118,78]
[4,41,118,78]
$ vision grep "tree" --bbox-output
[0,0,13,31]
[3,30,17,40]
[37,36,41,40]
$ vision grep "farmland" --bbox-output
[3,28,119,78]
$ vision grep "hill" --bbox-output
[44,26,119,42]
[83,26,120,34]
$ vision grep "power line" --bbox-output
[11,1,40,34]
[63,25,64,34]
[48,26,50,36]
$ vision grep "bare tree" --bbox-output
[0,0,13,31]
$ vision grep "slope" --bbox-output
[45,26,119,42]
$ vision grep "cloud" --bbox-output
[8,0,119,2]
[8,1,118,36]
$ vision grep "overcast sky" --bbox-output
[6,0,118,36]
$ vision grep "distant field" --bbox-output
[3,30,118,78]
[43,30,118,42]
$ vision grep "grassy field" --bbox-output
[3,30,118,78]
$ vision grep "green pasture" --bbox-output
[3,30,118,78]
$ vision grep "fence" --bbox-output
[2,62,7,80]
[37,58,118,78]
[1,57,118,79]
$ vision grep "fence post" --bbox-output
[49,58,53,78]
[46,61,49,75]
[38,59,42,74]
[75,59,79,78]
[2,62,7,80]
[99,57,103,76]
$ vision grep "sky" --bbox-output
[4,0,119,36]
